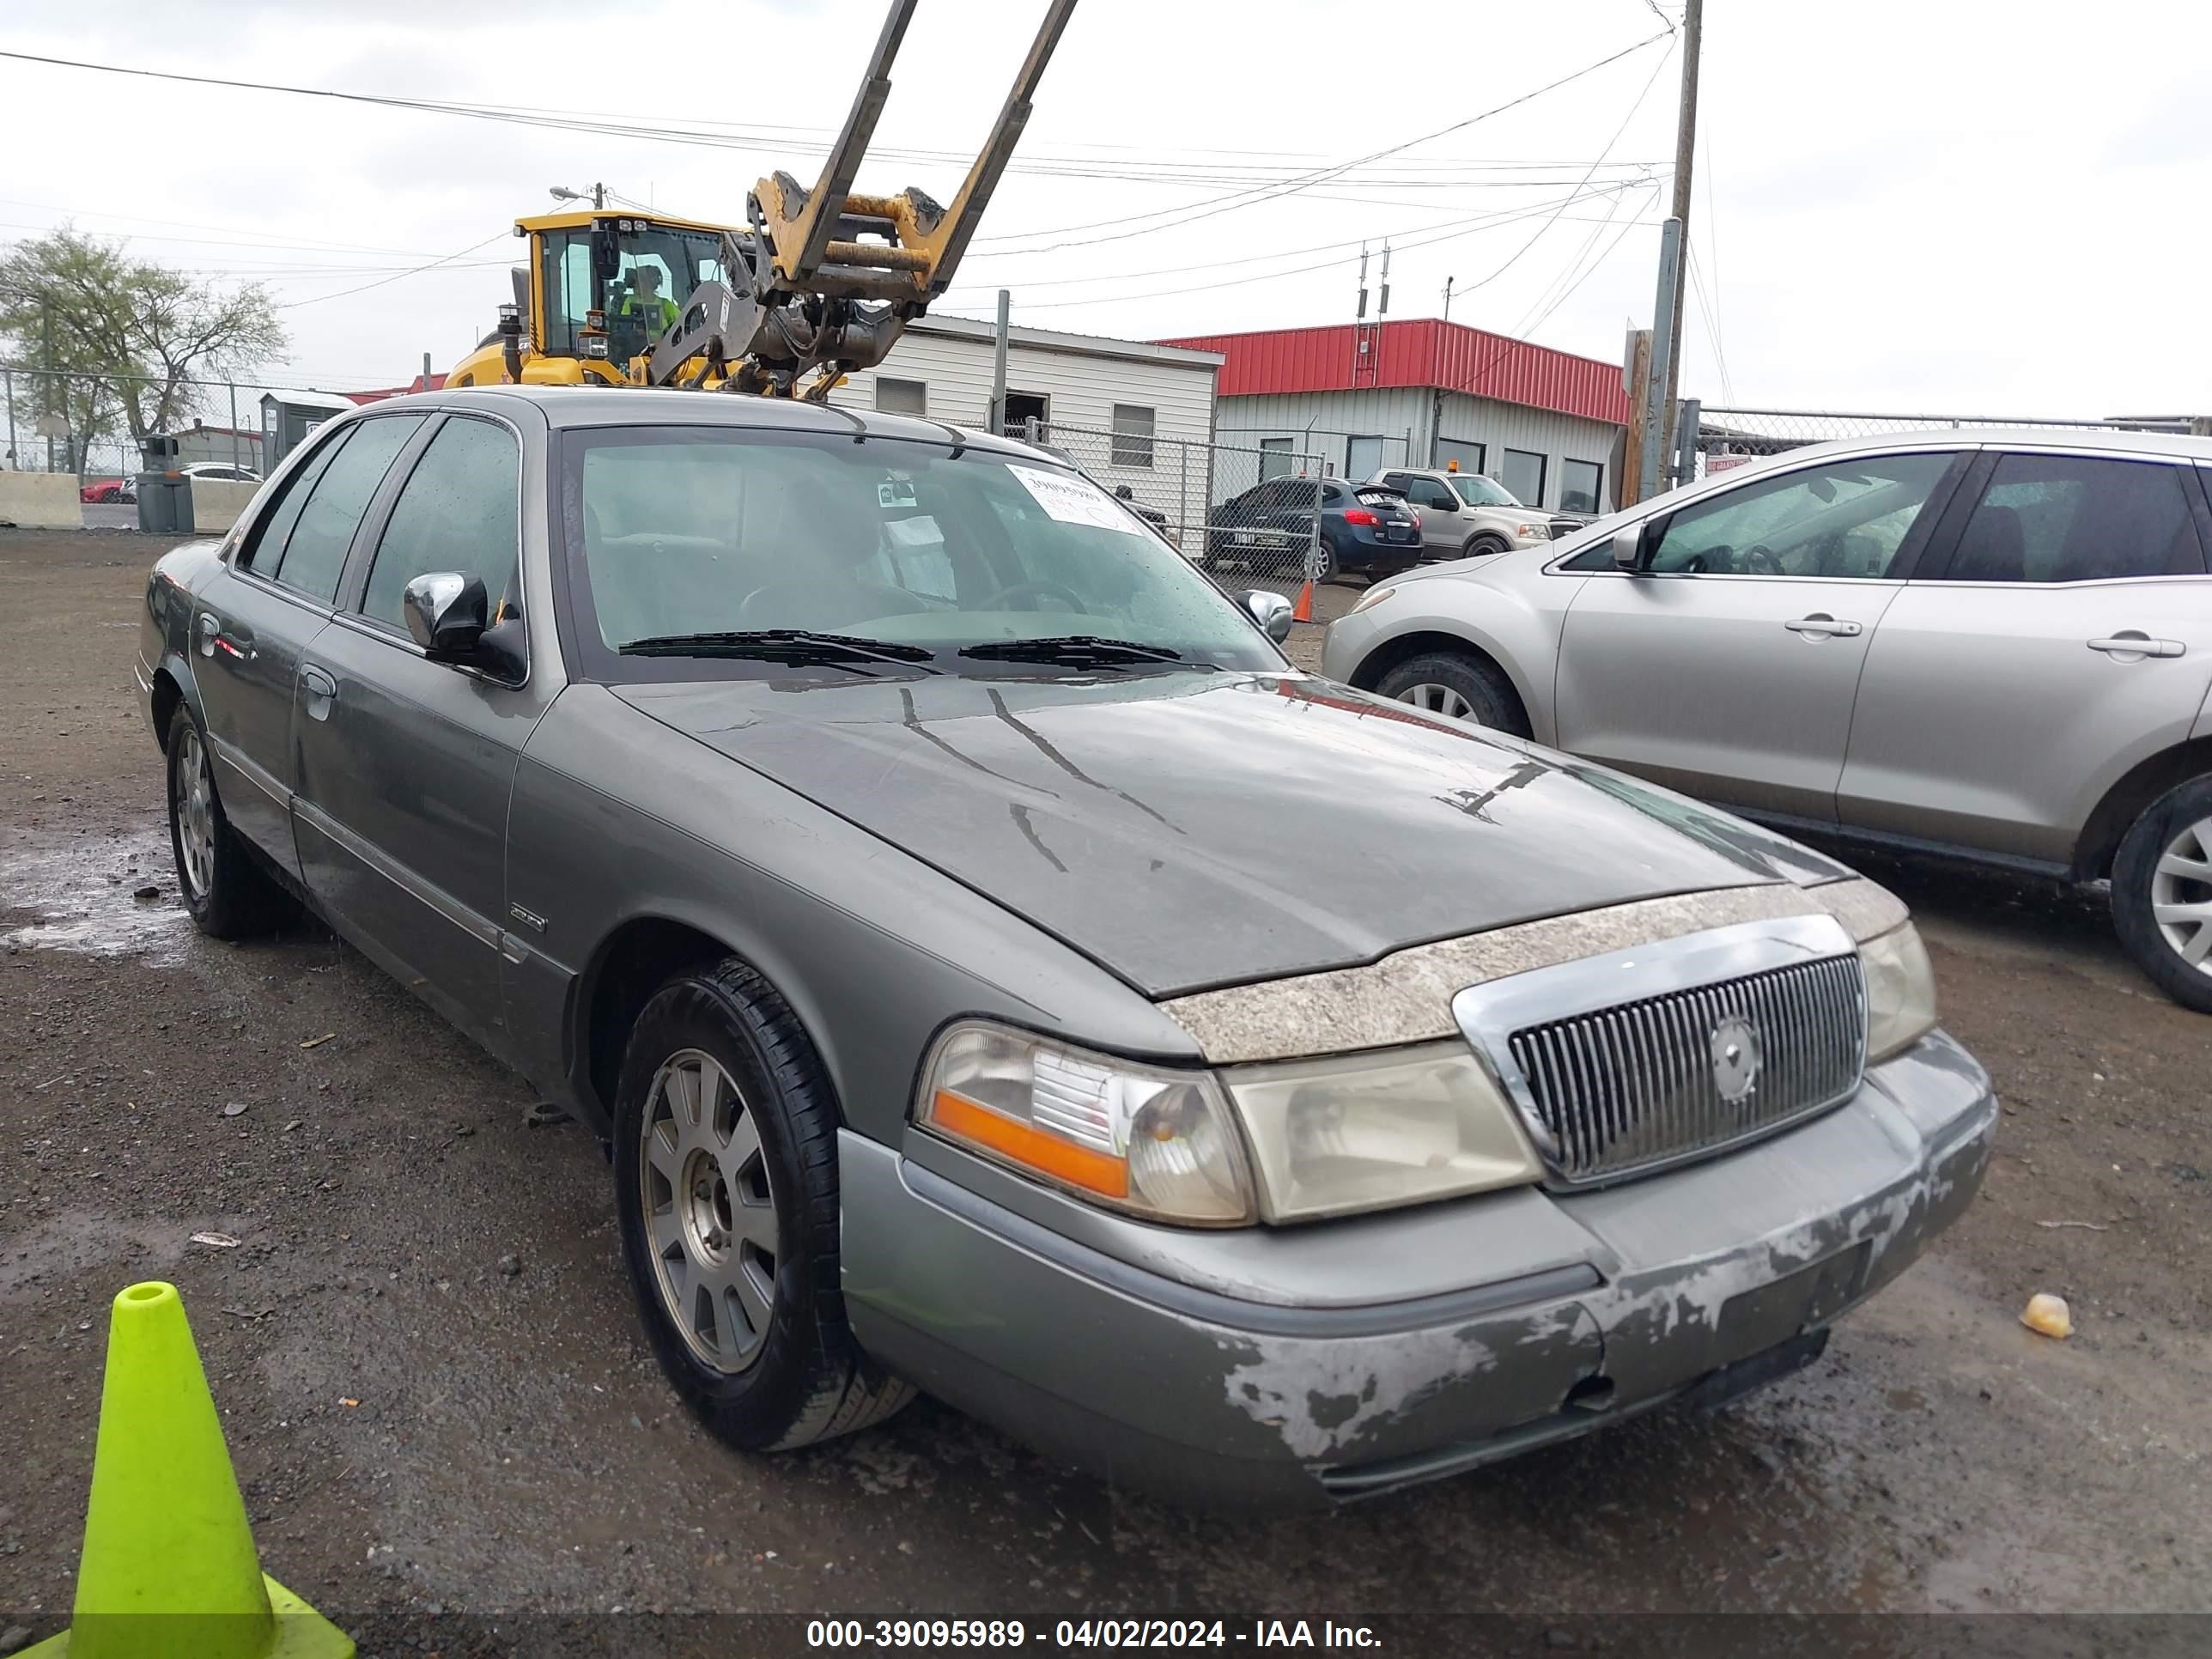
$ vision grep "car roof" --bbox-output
[356,385,1048,460]
[1709,425,2212,465]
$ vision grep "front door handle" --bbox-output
[2088,633,2185,659]
[1783,613,1863,638]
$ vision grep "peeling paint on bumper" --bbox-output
[840,1030,1996,1507]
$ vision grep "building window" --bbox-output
[1559,459,1604,515]
[1258,436,1292,482]
[1004,390,1049,440]
[1437,437,1486,477]
[1111,404,1156,469]
[875,377,927,416]
[1345,434,1384,481]
[1498,447,1547,507]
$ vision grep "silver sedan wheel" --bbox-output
[1397,682,1476,721]
[2150,817,2212,975]
[639,1048,779,1374]
[173,726,216,900]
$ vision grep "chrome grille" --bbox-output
[1504,951,1866,1185]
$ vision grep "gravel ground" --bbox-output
[3,532,2207,1654]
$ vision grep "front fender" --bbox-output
[1340,571,1577,746]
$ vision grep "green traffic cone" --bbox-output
[23,1281,352,1659]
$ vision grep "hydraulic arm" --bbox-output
[648,0,1076,399]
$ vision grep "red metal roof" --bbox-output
[344,372,448,405]
[1156,319,1629,426]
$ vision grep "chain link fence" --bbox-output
[1691,406,2209,483]
[1025,419,1327,598]
[0,363,394,490]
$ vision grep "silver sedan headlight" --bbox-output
[1862,921,1938,1062]
[1220,1041,1542,1222]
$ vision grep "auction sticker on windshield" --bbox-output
[1008,464,1147,537]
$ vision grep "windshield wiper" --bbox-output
[618,629,937,668]
[958,635,1194,669]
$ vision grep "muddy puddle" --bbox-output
[1,822,191,962]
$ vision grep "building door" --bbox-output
[1346,434,1383,482]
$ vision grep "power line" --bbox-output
[966,28,1676,252]
[276,233,511,310]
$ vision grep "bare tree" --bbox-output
[0,228,287,477]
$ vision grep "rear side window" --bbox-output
[1944,453,2202,582]
[245,416,424,604]
[361,417,523,628]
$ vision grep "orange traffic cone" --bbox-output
[1291,578,1315,623]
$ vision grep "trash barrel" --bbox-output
[135,473,188,533]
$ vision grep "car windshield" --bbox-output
[1450,474,1518,507]
[564,428,1284,678]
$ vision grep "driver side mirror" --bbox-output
[1239,588,1296,644]
[403,572,489,655]
[1611,524,1649,573]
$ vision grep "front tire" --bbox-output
[1464,534,1510,560]
[166,704,289,939]
[612,957,914,1450]
[2112,776,2212,1012]
[1376,651,1531,736]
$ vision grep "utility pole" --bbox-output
[1659,0,1703,483]
[42,300,54,473]
[1638,218,1682,503]
[990,289,1011,434]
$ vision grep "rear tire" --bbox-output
[166,704,289,939]
[1313,537,1340,584]
[2112,776,2212,1013]
[1376,651,1530,736]
[612,956,915,1450]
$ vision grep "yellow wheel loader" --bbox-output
[447,0,1073,402]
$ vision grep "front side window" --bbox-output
[1647,451,1954,578]
[1943,453,2200,582]
[1407,477,1457,513]
[1560,459,1604,515]
[1450,473,1517,508]
[563,428,1283,680]
[246,416,423,604]
[1498,448,1547,509]
[1111,404,1156,470]
[361,418,522,629]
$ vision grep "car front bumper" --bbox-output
[841,1030,1996,1506]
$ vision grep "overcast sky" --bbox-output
[4,0,2208,418]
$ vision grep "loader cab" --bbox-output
[535,212,733,364]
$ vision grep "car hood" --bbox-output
[616,670,1850,998]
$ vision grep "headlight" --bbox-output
[1346,582,1397,616]
[1515,522,1550,539]
[1862,921,1937,1062]
[1221,1042,1541,1222]
[916,1023,1255,1224]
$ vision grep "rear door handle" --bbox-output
[300,665,338,720]
[1783,614,1863,638]
[2088,633,2184,659]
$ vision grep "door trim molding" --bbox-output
[208,731,294,814]
[292,795,505,952]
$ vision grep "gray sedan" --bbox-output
[137,387,1994,1504]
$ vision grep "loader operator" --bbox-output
[611,264,680,357]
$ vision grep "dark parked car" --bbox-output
[137,387,1994,1504]
[1206,477,1424,583]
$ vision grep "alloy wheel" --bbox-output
[1398,682,1476,721]
[639,1048,780,1373]
[174,726,216,900]
[2150,816,2212,975]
